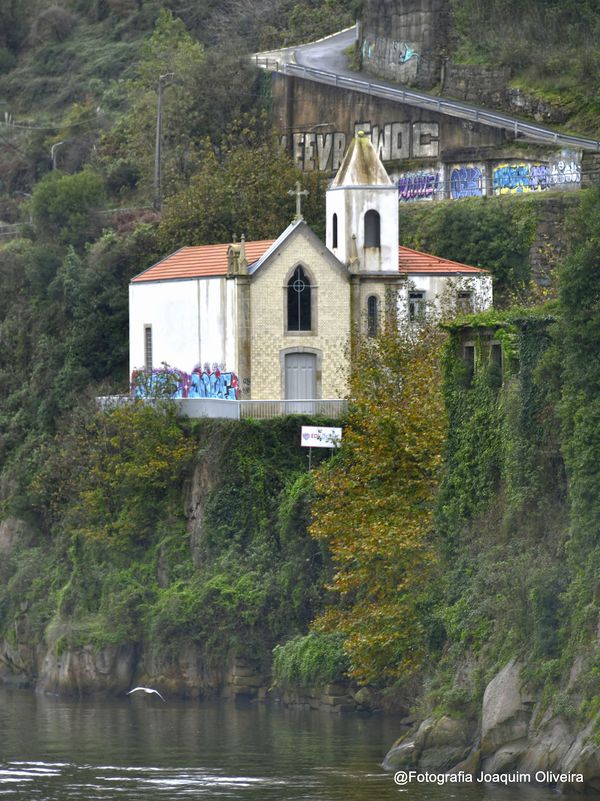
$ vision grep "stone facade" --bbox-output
[248,226,351,400]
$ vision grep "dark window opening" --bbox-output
[457,290,473,313]
[364,210,381,247]
[287,266,312,331]
[332,213,338,248]
[409,291,425,321]
[463,344,475,385]
[490,343,502,370]
[144,325,152,371]
[489,342,503,389]
[367,295,379,337]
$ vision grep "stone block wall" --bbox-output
[248,226,350,401]
[360,0,449,88]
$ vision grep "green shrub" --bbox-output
[273,632,349,690]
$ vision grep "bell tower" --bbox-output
[326,131,399,273]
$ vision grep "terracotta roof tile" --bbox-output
[131,240,275,282]
[132,239,487,283]
[399,246,488,275]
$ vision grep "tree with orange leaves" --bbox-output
[310,321,447,684]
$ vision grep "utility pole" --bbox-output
[154,72,174,213]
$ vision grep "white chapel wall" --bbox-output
[129,277,238,378]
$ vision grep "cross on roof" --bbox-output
[288,181,309,220]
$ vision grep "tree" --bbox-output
[30,169,105,248]
[99,9,207,198]
[157,140,327,250]
[310,322,447,684]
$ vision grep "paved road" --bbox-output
[257,27,600,152]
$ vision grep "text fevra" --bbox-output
[280,121,440,172]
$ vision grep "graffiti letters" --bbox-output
[396,41,419,64]
[450,165,484,199]
[397,171,439,201]
[281,121,440,172]
[132,363,239,400]
[549,159,581,186]
[492,162,550,195]
[362,37,420,66]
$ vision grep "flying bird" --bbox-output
[126,686,166,702]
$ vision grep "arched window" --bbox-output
[364,210,381,247]
[287,266,312,331]
[367,295,379,337]
[332,213,338,249]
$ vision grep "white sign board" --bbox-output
[300,426,342,449]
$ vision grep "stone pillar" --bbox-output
[235,275,252,399]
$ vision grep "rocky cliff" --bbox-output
[384,659,600,792]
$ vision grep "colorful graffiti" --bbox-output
[492,162,550,195]
[363,37,420,65]
[397,171,439,201]
[396,41,419,64]
[450,165,484,199]
[132,363,238,400]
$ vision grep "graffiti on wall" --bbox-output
[132,363,239,400]
[280,121,440,172]
[395,41,419,64]
[362,37,420,65]
[492,162,550,195]
[450,165,484,199]
[397,170,439,201]
[362,39,374,60]
[549,159,581,186]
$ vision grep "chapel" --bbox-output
[129,132,492,402]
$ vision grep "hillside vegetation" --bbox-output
[450,0,600,134]
[3,5,600,774]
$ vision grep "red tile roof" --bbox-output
[399,245,488,274]
[131,240,276,282]
[131,240,488,283]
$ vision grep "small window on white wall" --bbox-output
[457,290,473,313]
[367,295,379,337]
[332,213,338,249]
[144,325,153,371]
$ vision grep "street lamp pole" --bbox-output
[51,141,65,170]
[154,72,175,213]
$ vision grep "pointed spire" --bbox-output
[331,131,392,188]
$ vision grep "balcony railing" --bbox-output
[97,396,348,420]
[239,399,347,419]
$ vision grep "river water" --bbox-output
[0,687,587,800]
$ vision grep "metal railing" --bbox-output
[96,396,348,420]
[239,399,347,419]
[266,61,600,152]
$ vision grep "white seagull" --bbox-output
[127,686,166,702]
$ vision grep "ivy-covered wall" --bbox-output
[428,308,567,713]
[0,407,335,689]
